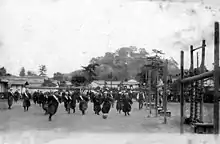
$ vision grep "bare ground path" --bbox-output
[0,101,218,144]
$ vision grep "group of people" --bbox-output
[5,87,162,121]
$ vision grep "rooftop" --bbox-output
[8,80,29,85]
[92,80,122,85]
[92,80,139,85]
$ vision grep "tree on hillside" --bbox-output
[152,49,165,56]
[137,49,164,81]
[0,67,12,76]
[0,67,7,76]
[82,63,99,82]
[53,72,64,81]
[27,70,38,76]
[71,75,87,86]
[19,67,26,77]
[39,65,47,76]
[42,79,57,87]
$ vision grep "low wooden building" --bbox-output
[123,79,139,89]
[8,80,29,93]
[0,78,8,93]
[90,80,121,88]
[90,79,140,89]
[0,78,8,99]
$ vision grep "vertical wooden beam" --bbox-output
[213,21,219,134]
[197,52,199,68]
[200,40,206,122]
[194,52,199,120]
[145,69,148,106]
[155,70,158,117]
[163,60,168,124]
[190,45,194,71]
[190,46,194,120]
[180,51,184,134]
[110,72,113,90]
[148,69,152,116]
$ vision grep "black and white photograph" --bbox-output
[0,0,220,143]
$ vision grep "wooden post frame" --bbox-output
[180,22,220,134]
[190,45,194,121]
[163,59,168,124]
[180,51,184,134]
[155,70,158,117]
[200,39,206,122]
[148,69,152,117]
[213,21,219,135]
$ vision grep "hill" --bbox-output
[62,46,180,81]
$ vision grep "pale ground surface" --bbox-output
[0,101,219,144]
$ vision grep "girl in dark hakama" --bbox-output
[116,92,123,114]
[13,90,20,103]
[22,90,31,112]
[67,92,76,114]
[47,93,60,121]
[101,92,113,119]
[79,95,89,115]
[62,92,69,111]
[7,89,13,109]
[42,94,49,115]
[122,93,133,116]
[93,93,102,115]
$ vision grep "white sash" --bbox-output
[65,96,68,99]
[69,96,72,100]
[24,92,29,98]
[137,93,139,99]
[53,95,59,103]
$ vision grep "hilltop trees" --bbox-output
[39,65,47,76]
[27,71,38,76]
[42,79,57,87]
[71,75,87,86]
[0,67,11,76]
[82,63,99,83]
[19,67,26,76]
[0,67,7,76]
[87,46,179,81]
[53,72,64,81]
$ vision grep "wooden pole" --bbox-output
[180,51,184,134]
[200,40,206,122]
[110,72,113,90]
[190,45,194,71]
[213,21,219,135]
[163,60,168,124]
[155,70,158,117]
[190,45,194,120]
[197,52,199,68]
[148,69,152,116]
[181,71,213,83]
[195,52,199,120]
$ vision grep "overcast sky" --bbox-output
[0,0,220,77]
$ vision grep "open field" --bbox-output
[0,101,219,144]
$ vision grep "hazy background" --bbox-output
[0,0,220,77]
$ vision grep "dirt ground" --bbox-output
[0,101,219,144]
